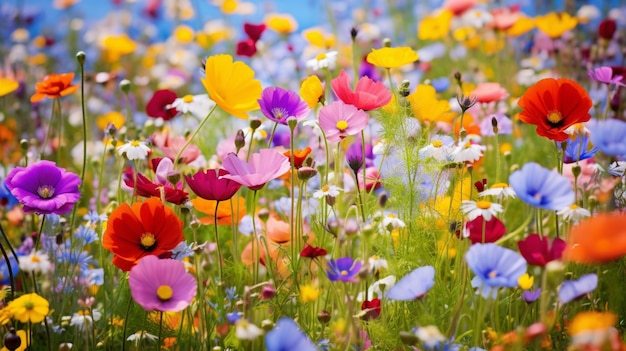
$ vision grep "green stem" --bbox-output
[173,104,218,166]
[157,311,164,351]
[121,295,133,351]
[214,201,223,282]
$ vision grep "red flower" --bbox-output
[31,73,79,102]
[331,70,391,111]
[360,298,381,320]
[244,22,267,42]
[300,244,327,259]
[236,39,257,57]
[463,216,506,244]
[124,171,188,205]
[146,89,178,120]
[598,19,617,40]
[518,78,592,142]
[517,233,566,266]
[185,169,241,202]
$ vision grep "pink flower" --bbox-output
[331,70,391,111]
[490,7,520,30]
[472,82,509,104]
[443,0,476,15]
[318,101,370,143]
[220,149,291,191]
[152,130,200,164]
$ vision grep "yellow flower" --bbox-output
[173,25,194,44]
[7,293,50,323]
[96,111,125,131]
[0,329,28,351]
[220,0,238,13]
[366,47,418,69]
[201,54,262,119]
[300,75,324,108]
[507,15,535,37]
[418,9,453,41]
[265,13,298,35]
[302,27,335,49]
[101,34,137,62]
[517,273,534,290]
[0,78,19,97]
[381,94,399,114]
[407,84,455,123]
[299,284,320,303]
[568,311,616,336]
[535,12,578,39]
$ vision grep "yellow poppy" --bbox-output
[300,75,324,108]
[101,34,137,63]
[302,27,335,49]
[418,9,453,41]
[568,311,616,336]
[535,12,577,39]
[96,111,125,131]
[0,78,19,97]
[173,25,194,44]
[407,84,455,123]
[265,13,298,34]
[7,293,49,324]
[507,15,535,37]
[366,47,418,69]
[201,54,262,119]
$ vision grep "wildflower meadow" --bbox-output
[2,0,626,350]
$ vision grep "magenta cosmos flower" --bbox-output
[258,86,310,125]
[331,70,391,111]
[129,255,197,312]
[318,101,370,143]
[220,149,291,191]
[588,66,625,86]
[5,160,81,215]
[185,169,242,201]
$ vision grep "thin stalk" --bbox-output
[214,201,223,281]
[173,104,218,166]
[157,311,164,351]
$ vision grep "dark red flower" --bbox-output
[244,22,267,42]
[236,39,257,58]
[360,298,381,320]
[125,171,188,205]
[146,89,178,120]
[518,233,566,266]
[463,216,506,244]
[300,244,327,259]
[598,19,617,40]
[184,169,242,202]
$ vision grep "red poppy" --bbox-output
[30,73,79,102]
[244,22,267,42]
[146,89,178,120]
[565,212,626,264]
[360,298,381,320]
[102,198,183,271]
[464,216,506,244]
[517,233,565,266]
[517,78,592,142]
[300,244,327,259]
[236,39,257,58]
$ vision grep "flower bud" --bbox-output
[235,129,246,151]
[76,51,86,65]
[317,310,331,324]
[119,79,131,94]
[249,118,262,131]
[297,167,318,181]
[350,27,358,40]
[4,328,21,351]
[383,38,391,48]
[399,80,411,97]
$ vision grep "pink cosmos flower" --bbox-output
[220,149,291,191]
[318,101,370,143]
[331,70,391,111]
[472,82,509,104]
[443,0,476,15]
[588,66,625,86]
[152,130,200,164]
[129,255,196,312]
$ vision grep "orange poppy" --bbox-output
[283,146,312,169]
[102,198,183,271]
[30,73,79,103]
[191,196,246,226]
[453,113,481,138]
[565,212,626,264]
[517,78,592,142]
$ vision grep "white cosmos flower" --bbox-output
[557,204,591,223]
[313,185,342,199]
[168,94,215,119]
[235,320,264,340]
[478,182,516,201]
[127,331,158,344]
[305,51,338,71]
[460,200,503,221]
[117,140,150,161]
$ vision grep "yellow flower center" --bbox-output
[131,140,140,147]
[37,185,55,199]
[31,255,41,263]
[387,213,397,218]
[491,182,508,189]
[24,301,34,310]
[182,94,194,103]
[140,233,156,250]
[157,285,173,300]
[322,185,330,192]
[488,270,498,278]
[476,200,492,209]
[316,53,327,61]
[547,111,563,124]
[336,120,348,131]
[272,107,288,119]
[340,270,348,276]
[431,140,443,147]
[569,204,579,210]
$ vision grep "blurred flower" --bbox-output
[360,298,381,320]
[517,233,566,267]
[300,75,324,108]
[386,266,435,300]
[299,284,320,303]
[366,47,418,69]
[117,140,150,161]
[565,212,626,264]
[101,34,137,62]
[236,38,257,57]
[418,9,453,40]
[0,256,18,286]
[518,78,592,142]
[302,27,335,48]
[103,198,184,271]
[518,273,534,290]
[598,19,617,40]
[0,77,19,97]
[305,51,338,71]
[192,196,246,225]
[7,293,49,323]
[466,243,527,299]
[557,204,591,223]
[460,200,503,221]
[559,273,598,304]
[96,111,124,131]
[19,250,52,275]
[523,289,541,303]
[507,15,535,36]
[472,82,509,104]
[173,25,194,43]
[318,101,370,142]
[535,12,578,38]
[236,319,264,340]
[563,135,597,164]
[313,185,342,199]
[30,73,79,103]
[5,160,80,215]
[407,84,455,123]
[331,70,391,111]
[202,54,262,119]
[146,89,178,120]
[185,169,241,202]
[221,149,290,190]
[300,245,327,259]
[264,13,298,34]
[509,162,574,211]
[588,67,625,86]
[169,94,215,119]
[569,311,618,348]
[589,119,626,156]
[244,22,267,42]
[443,0,475,15]
[129,256,196,312]
[491,7,520,30]
[415,325,447,349]
[258,87,310,125]
[265,318,317,351]
[463,216,506,244]
[327,257,362,282]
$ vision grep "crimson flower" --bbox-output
[360,298,381,321]
[598,19,617,40]
[244,22,267,42]
[184,169,241,202]
[517,233,566,266]
[463,216,506,244]
[331,70,391,111]
[300,244,327,259]
[124,170,188,205]
[236,39,257,57]
[146,89,178,120]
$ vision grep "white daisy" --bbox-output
[460,200,503,221]
[168,94,215,119]
[382,213,405,231]
[415,325,447,349]
[69,310,102,331]
[305,51,338,71]
[117,140,150,161]
[451,140,485,163]
[358,275,396,301]
[235,320,264,340]
[419,138,455,162]
[557,204,591,223]
[368,255,388,275]
[313,185,342,199]
[478,182,517,201]
[19,250,52,275]
[127,330,158,344]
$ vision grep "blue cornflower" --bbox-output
[589,119,626,156]
[465,243,527,299]
[265,317,317,351]
[386,266,435,301]
[226,311,242,324]
[558,273,598,303]
[431,77,451,93]
[74,225,98,245]
[170,241,194,260]
[563,135,597,164]
[523,289,541,303]
[327,257,362,282]
[82,210,107,223]
[82,268,104,286]
[0,180,18,210]
[0,256,19,286]
[509,162,574,211]
[57,250,93,271]
[225,286,239,302]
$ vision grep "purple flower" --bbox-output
[327,257,362,282]
[480,113,513,136]
[345,141,374,174]
[265,317,317,351]
[558,273,598,304]
[588,66,625,86]
[465,243,527,299]
[318,101,370,143]
[509,162,574,211]
[589,119,626,156]
[220,149,291,191]
[386,266,435,301]
[5,160,81,215]
[258,87,310,125]
[523,289,541,303]
[185,169,242,201]
[129,255,197,312]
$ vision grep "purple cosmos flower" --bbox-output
[589,119,626,156]
[220,149,291,191]
[185,169,242,202]
[558,273,598,304]
[523,288,541,303]
[386,266,435,301]
[509,162,574,211]
[318,101,370,143]
[265,317,317,351]
[5,160,81,215]
[465,243,527,299]
[258,87,310,125]
[128,255,196,312]
[588,66,625,86]
[327,257,362,282]
[563,135,598,163]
